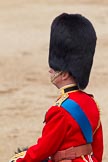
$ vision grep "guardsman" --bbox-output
[9,13,103,162]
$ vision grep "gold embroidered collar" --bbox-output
[60,84,79,95]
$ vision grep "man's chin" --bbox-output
[51,81,58,88]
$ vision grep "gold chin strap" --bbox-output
[51,71,62,83]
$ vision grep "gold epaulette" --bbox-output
[93,99,101,135]
[93,119,101,135]
[55,93,69,107]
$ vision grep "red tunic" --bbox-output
[16,88,103,162]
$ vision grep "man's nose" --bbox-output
[49,68,54,73]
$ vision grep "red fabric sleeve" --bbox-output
[17,106,67,162]
[92,123,103,162]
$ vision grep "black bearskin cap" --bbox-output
[48,13,97,89]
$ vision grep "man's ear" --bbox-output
[61,72,70,80]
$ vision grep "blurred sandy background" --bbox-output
[0,0,108,162]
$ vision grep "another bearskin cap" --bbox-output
[48,13,97,89]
